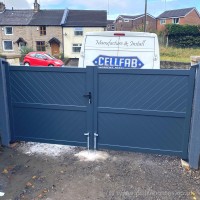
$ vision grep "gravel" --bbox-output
[0,142,199,200]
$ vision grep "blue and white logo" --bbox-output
[93,55,144,68]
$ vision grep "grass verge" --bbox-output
[160,47,200,63]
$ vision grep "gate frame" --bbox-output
[189,63,200,169]
[0,59,11,146]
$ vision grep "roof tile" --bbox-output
[63,10,107,27]
[157,7,196,18]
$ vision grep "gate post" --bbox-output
[0,59,11,146]
[189,63,200,169]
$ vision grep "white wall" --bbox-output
[63,27,105,59]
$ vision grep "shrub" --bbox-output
[163,24,200,48]
[20,46,33,62]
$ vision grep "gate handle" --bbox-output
[83,92,92,104]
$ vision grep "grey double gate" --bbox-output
[0,60,196,159]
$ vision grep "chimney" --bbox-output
[0,2,5,12]
[34,0,40,12]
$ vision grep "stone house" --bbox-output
[115,14,156,32]
[61,9,107,60]
[0,1,64,60]
[157,7,200,32]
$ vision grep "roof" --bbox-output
[62,9,107,27]
[0,9,64,26]
[29,10,64,26]
[107,20,114,25]
[157,7,198,18]
[0,10,34,25]
[115,13,155,22]
[48,37,60,45]
[118,14,144,20]
[15,37,27,44]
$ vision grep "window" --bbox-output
[29,53,36,57]
[40,26,46,36]
[172,18,179,24]
[160,19,166,24]
[72,43,82,53]
[74,27,83,36]
[3,40,13,51]
[124,19,129,22]
[4,26,13,35]
[35,53,47,59]
[36,41,46,51]
[111,25,115,30]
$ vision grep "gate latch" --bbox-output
[83,92,92,104]
[94,133,98,151]
[84,132,90,151]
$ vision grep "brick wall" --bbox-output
[157,10,200,32]
[115,16,156,32]
[0,25,63,57]
[182,10,200,25]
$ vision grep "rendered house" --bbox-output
[0,1,64,59]
[61,9,107,59]
[106,20,115,31]
[157,7,200,31]
[115,14,156,32]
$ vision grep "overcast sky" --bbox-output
[3,0,200,19]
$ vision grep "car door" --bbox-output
[35,53,48,66]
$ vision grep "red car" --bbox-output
[23,52,64,67]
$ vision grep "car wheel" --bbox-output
[48,64,54,67]
[24,62,30,66]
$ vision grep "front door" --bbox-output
[51,43,60,56]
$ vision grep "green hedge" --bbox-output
[165,24,200,47]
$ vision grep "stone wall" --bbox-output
[0,25,63,57]
[160,61,190,69]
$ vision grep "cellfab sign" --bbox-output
[93,55,144,68]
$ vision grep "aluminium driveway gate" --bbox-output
[93,67,195,159]
[6,65,94,148]
[0,61,196,159]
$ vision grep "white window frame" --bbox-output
[74,27,83,36]
[3,40,14,51]
[72,43,82,53]
[172,18,179,24]
[4,26,13,35]
[160,19,166,25]
[124,19,129,22]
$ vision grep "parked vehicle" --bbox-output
[78,31,160,69]
[23,52,64,67]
